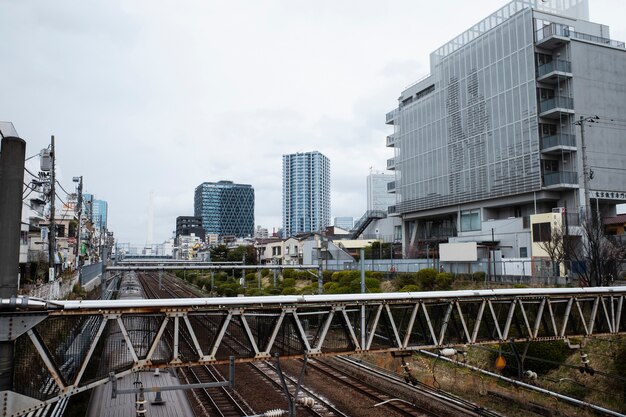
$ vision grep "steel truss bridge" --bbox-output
[1,286,626,416]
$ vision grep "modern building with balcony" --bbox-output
[385,0,626,259]
[282,151,330,237]
[194,181,255,239]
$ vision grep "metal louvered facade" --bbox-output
[194,181,254,238]
[392,8,540,215]
[282,151,331,237]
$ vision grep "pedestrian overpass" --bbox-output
[1,286,625,416]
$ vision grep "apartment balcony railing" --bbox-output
[538,59,572,77]
[386,157,396,170]
[537,59,572,83]
[536,22,625,49]
[543,171,578,188]
[386,108,398,125]
[541,133,577,152]
[386,133,396,147]
[539,96,574,118]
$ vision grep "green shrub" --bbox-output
[456,273,471,281]
[261,269,270,277]
[245,272,257,281]
[281,287,298,295]
[299,285,315,295]
[283,278,296,288]
[322,270,333,282]
[416,268,437,290]
[435,272,454,290]
[473,271,486,282]
[282,269,295,279]
[246,288,265,297]
[395,273,417,288]
[399,284,421,292]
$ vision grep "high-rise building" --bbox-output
[194,181,254,238]
[83,193,108,230]
[367,172,396,213]
[385,0,626,258]
[282,151,330,237]
[334,216,354,230]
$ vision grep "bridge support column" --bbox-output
[0,137,26,395]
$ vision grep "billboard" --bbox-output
[440,242,478,262]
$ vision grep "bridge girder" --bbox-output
[1,287,625,416]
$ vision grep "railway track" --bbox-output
[335,356,503,417]
[136,271,502,417]
[138,272,254,417]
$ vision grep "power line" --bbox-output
[55,180,73,197]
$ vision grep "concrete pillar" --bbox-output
[0,136,26,393]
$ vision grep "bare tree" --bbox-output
[566,216,626,287]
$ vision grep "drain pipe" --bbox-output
[418,350,625,417]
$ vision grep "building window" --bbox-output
[520,247,528,257]
[460,209,481,232]
[394,225,402,242]
[532,222,551,242]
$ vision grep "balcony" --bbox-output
[539,96,575,118]
[387,181,396,193]
[536,22,625,50]
[540,133,577,153]
[543,171,579,190]
[386,108,398,125]
[386,157,396,170]
[386,133,396,147]
[535,23,571,49]
[537,59,572,83]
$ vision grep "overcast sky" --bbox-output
[1,0,624,245]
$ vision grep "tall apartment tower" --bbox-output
[367,172,396,213]
[282,151,330,237]
[194,181,254,238]
[83,193,108,230]
[385,0,626,258]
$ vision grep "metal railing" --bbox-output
[541,133,576,149]
[539,96,574,113]
[537,59,571,77]
[536,22,625,49]
[543,171,578,187]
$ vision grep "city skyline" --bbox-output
[1,0,624,244]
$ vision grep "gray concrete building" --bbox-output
[385,0,626,259]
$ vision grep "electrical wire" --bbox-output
[55,180,73,197]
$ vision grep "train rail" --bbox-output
[136,271,502,417]
[334,356,503,417]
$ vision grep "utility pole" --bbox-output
[575,116,596,221]
[48,135,56,281]
[73,176,83,273]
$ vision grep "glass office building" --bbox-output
[282,151,330,237]
[386,0,626,257]
[194,181,254,238]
